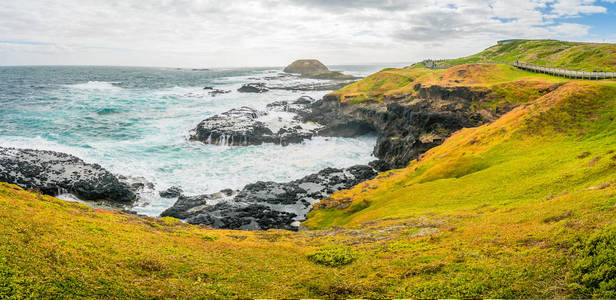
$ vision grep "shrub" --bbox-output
[160,216,180,225]
[571,226,616,298]
[307,246,358,267]
[201,234,217,242]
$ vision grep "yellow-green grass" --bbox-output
[2,82,616,298]
[443,39,616,72]
[306,82,616,227]
[0,182,581,298]
[332,63,567,103]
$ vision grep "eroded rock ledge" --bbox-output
[0,147,135,203]
[308,83,562,170]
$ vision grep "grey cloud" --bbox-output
[286,0,415,11]
[0,0,611,67]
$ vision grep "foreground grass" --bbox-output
[2,82,616,298]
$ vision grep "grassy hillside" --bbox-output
[332,63,564,103]
[3,81,616,298]
[332,40,615,103]
[441,40,616,72]
[306,81,616,296]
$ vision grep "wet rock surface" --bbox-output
[189,97,321,146]
[0,147,135,202]
[208,89,231,97]
[238,83,269,93]
[159,186,183,198]
[161,165,377,230]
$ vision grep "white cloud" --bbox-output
[0,0,611,67]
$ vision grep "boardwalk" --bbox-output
[512,62,616,80]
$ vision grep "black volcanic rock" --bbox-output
[159,186,183,198]
[189,97,321,147]
[0,147,135,203]
[189,106,273,146]
[161,165,377,230]
[238,83,269,93]
[208,89,231,97]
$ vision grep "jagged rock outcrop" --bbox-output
[161,165,377,230]
[238,83,269,93]
[159,186,183,198]
[189,97,321,146]
[0,147,135,202]
[307,84,560,170]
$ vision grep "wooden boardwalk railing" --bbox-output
[512,62,616,80]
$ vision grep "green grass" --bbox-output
[443,39,616,72]
[307,82,616,228]
[331,39,615,103]
[332,63,565,104]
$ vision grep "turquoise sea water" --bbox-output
[0,65,393,215]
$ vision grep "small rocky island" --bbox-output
[283,59,355,80]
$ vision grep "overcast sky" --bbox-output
[1,0,615,67]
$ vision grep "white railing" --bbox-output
[511,62,616,80]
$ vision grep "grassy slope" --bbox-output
[443,40,616,72]
[305,82,616,298]
[332,40,616,103]
[306,81,616,227]
[2,82,616,298]
[332,63,566,103]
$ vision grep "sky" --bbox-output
[0,0,615,68]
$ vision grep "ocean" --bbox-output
[0,64,395,215]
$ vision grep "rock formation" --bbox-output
[284,59,330,75]
[238,83,269,93]
[307,83,562,170]
[0,147,135,202]
[283,59,355,80]
[189,96,321,146]
[161,165,377,230]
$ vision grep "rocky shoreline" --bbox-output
[162,82,537,230]
[0,60,550,232]
[160,165,377,230]
[0,82,525,231]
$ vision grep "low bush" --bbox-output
[571,226,616,298]
[306,246,358,267]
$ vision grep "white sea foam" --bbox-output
[64,81,122,90]
[1,66,383,216]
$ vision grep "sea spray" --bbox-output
[0,65,388,215]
